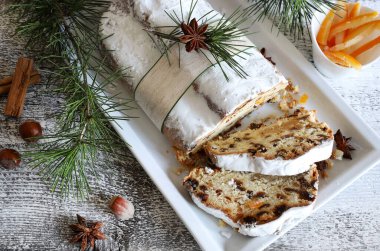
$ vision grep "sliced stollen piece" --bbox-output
[184,166,319,237]
[101,0,288,154]
[204,108,334,175]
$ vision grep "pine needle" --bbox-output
[246,0,344,39]
[8,0,132,199]
[146,0,255,81]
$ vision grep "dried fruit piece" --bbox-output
[323,51,362,69]
[344,20,380,42]
[331,2,348,44]
[260,47,276,65]
[329,11,379,39]
[317,10,335,46]
[330,26,374,51]
[351,35,380,57]
[348,2,361,19]
[299,93,308,104]
[334,31,346,45]
[332,1,348,25]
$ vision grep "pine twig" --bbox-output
[8,0,133,198]
[246,0,344,39]
[145,0,255,81]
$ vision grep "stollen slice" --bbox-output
[183,165,319,236]
[204,108,333,175]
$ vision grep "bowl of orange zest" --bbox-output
[311,2,380,78]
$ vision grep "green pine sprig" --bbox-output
[146,0,255,81]
[246,0,344,38]
[8,0,133,198]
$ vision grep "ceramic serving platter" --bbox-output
[95,0,380,250]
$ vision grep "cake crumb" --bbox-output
[278,89,299,112]
[316,159,334,178]
[285,82,299,94]
[268,94,281,103]
[218,220,227,228]
[173,166,188,175]
[331,149,344,160]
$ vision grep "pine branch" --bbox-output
[8,0,133,198]
[246,0,344,39]
[145,0,255,81]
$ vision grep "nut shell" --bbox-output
[109,196,135,220]
[19,120,42,142]
[0,149,21,169]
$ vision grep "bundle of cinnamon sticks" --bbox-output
[1,57,41,117]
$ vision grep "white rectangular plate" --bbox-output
[99,0,380,250]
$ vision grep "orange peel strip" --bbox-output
[331,23,376,51]
[333,1,348,25]
[345,20,380,42]
[330,35,364,51]
[324,51,351,67]
[317,10,335,46]
[324,51,362,69]
[331,3,348,45]
[351,35,380,57]
[348,2,361,19]
[329,11,379,40]
[335,31,346,44]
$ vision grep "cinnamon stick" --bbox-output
[0,70,40,95]
[4,57,34,117]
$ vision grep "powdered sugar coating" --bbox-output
[213,139,334,175]
[191,193,315,236]
[101,0,286,151]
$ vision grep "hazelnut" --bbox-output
[109,196,135,220]
[0,149,21,169]
[19,120,42,142]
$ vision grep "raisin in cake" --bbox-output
[204,108,333,175]
[184,166,319,236]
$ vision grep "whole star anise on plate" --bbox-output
[179,18,209,52]
[334,129,355,160]
[69,214,106,251]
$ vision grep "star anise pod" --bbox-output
[334,129,355,160]
[69,214,106,251]
[179,18,209,52]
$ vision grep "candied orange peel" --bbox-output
[324,51,362,69]
[317,10,335,46]
[351,36,380,57]
[316,2,379,70]
[329,11,378,39]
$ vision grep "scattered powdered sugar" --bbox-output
[220,230,232,239]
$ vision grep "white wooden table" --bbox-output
[0,1,379,250]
